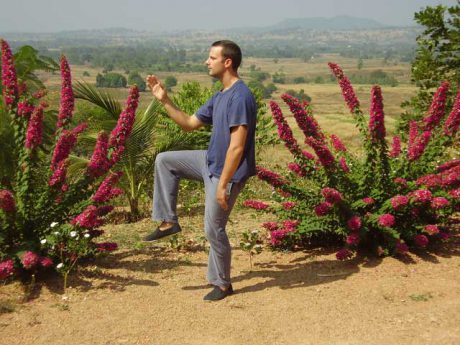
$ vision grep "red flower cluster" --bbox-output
[92,172,123,203]
[423,81,449,131]
[0,189,16,212]
[269,220,298,246]
[362,197,375,205]
[330,134,347,152]
[346,233,360,245]
[108,86,139,164]
[25,104,44,149]
[51,130,77,169]
[56,56,74,128]
[339,157,350,173]
[262,222,278,232]
[306,137,335,168]
[321,187,343,203]
[414,234,429,247]
[437,159,460,173]
[242,200,270,210]
[444,89,460,136]
[281,93,324,141]
[378,214,395,228]
[96,205,114,217]
[315,202,333,216]
[21,251,39,269]
[39,257,54,268]
[336,248,352,260]
[282,201,296,210]
[347,215,362,231]
[328,63,360,112]
[407,121,431,161]
[431,197,449,209]
[389,136,401,158]
[256,166,287,188]
[369,86,386,141]
[449,189,460,199]
[424,224,440,235]
[71,205,103,229]
[410,189,433,203]
[1,40,18,109]
[287,162,305,177]
[17,101,35,117]
[394,177,408,188]
[391,195,409,210]
[48,160,67,188]
[395,240,409,254]
[0,259,15,279]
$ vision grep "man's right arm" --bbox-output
[146,74,204,132]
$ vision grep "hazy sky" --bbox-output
[0,0,457,32]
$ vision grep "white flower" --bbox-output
[40,239,47,244]
[50,222,58,228]
[54,231,60,235]
[70,231,77,238]
[56,263,64,269]
[251,230,259,235]
[84,234,90,238]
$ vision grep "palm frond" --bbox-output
[74,81,122,118]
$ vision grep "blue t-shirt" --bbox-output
[195,80,257,182]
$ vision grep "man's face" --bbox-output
[205,46,229,78]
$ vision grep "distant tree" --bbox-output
[272,71,286,84]
[293,76,306,84]
[397,2,460,136]
[285,89,311,103]
[102,63,114,73]
[314,76,325,84]
[96,72,127,88]
[357,58,364,70]
[164,75,178,91]
[128,72,146,91]
[82,71,90,77]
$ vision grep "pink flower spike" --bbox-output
[51,130,77,170]
[448,189,460,199]
[262,222,278,232]
[25,104,44,149]
[362,197,375,205]
[330,134,347,152]
[108,85,139,164]
[71,205,103,229]
[39,257,54,268]
[1,40,19,109]
[444,89,460,136]
[437,159,460,173]
[391,195,409,210]
[395,240,408,254]
[369,85,386,141]
[48,160,67,188]
[339,157,350,173]
[56,56,74,128]
[282,201,296,210]
[287,162,306,177]
[328,63,360,113]
[256,166,287,188]
[346,233,360,245]
[92,171,123,203]
[306,136,336,168]
[389,136,401,158]
[87,131,112,178]
[269,101,302,156]
[423,81,449,131]
[411,189,432,203]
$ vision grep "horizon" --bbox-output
[0,0,456,33]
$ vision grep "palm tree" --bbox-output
[71,81,212,219]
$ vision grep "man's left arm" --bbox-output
[216,125,248,210]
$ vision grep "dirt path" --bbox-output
[1,212,460,345]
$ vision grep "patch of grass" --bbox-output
[0,300,16,314]
[409,292,433,302]
[51,303,70,311]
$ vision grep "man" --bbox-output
[145,40,257,301]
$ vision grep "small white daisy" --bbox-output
[70,231,77,237]
[84,233,90,238]
[50,222,58,228]
[56,263,64,269]
[40,239,47,244]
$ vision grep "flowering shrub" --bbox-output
[0,39,138,284]
[246,63,459,259]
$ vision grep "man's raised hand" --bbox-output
[146,74,167,103]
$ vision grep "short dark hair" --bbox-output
[211,40,242,71]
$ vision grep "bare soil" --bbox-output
[1,210,460,345]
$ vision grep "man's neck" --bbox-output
[220,72,239,91]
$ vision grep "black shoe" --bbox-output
[203,285,232,301]
[143,223,182,242]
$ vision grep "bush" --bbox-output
[128,72,146,92]
[285,89,311,103]
[0,40,138,286]
[164,75,178,91]
[244,63,460,259]
[293,76,306,84]
[96,72,127,88]
[272,72,286,84]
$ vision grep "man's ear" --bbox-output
[224,58,233,69]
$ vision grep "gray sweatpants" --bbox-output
[152,150,245,288]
